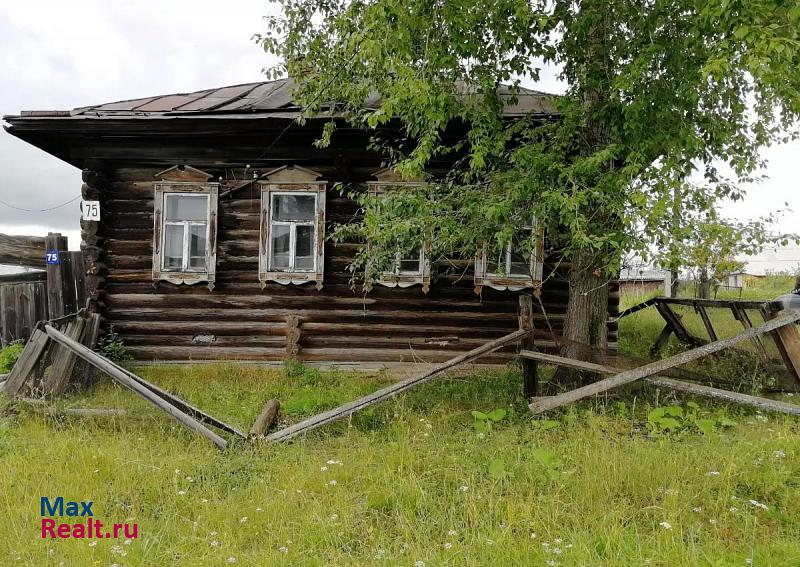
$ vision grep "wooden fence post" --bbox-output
[518,295,538,398]
[45,232,69,319]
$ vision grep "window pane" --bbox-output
[272,194,315,222]
[398,247,422,274]
[188,224,207,269]
[163,224,184,269]
[270,224,291,270]
[488,241,507,274]
[165,194,208,221]
[295,224,315,270]
[509,228,532,276]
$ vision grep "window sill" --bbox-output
[154,272,215,290]
[377,275,430,293]
[260,271,323,290]
[475,276,537,292]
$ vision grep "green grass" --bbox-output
[2,362,800,566]
[1,275,798,565]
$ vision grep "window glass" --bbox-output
[295,225,315,270]
[189,225,208,269]
[166,194,208,221]
[164,224,184,269]
[272,194,315,221]
[398,247,422,274]
[270,225,291,269]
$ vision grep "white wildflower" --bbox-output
[554,538,563,544]
[227,557,237,564]
[124,539,133,545]
[546,560,558,566]
[210,531,218,537]
[201,498,209,503]
[774,450,786,458]
[186,476,194,483]
[330,513,339,521]
[458,485,469,493]
[530,532,537,539]
[175,469,181,475]
[177,490,186,496]
[210,541,220,548]
[553,548,563,555]
[415,561,425,567]
[279,546,288,554]
[239,517,248,523]
[730,507,738,513]
[443,543,453,549]
[692,507,703,513]
[709,519,718,525]
[374,549,385,559]
[328,480,337,486]
[707,471,721,477]
[88,541,97,547]
[746,558,753,565]
[256,507,263,512]
[448,529,458,536]
[659,521,672,530]
[749,499,768,510]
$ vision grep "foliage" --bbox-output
[97,325,132,364]
[258,0,800,297]
[0,341,24,373]
[646,402,737,436]
[2,363,797,564]
[471,408,508,433]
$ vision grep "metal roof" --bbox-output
[12,78,557,119]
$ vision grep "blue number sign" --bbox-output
[45,250,60,265]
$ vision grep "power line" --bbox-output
[0,195,81,213]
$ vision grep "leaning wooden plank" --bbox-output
[520,350,800,416]
[529,311,800,414]
[267,329,527,443]
[760,307,800,391]
[44,324,227,449]
[41,316,87,397]
[4,329,50,396]
[613,296,660,321]
[100,355,247,439]
[250,399,280,437]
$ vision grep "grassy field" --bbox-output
[0,277,798,566]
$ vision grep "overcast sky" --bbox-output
[1,1,798,269]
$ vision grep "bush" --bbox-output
[0,341,24,373]
[97,325,132,364]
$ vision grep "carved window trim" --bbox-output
[474,220,544,293]
[258,166,326,289]
[152,182,218,290]
[367,177,431,293]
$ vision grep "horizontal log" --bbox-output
[0,234,46,269]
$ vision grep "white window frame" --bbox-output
[152,182,218,290]
[267,190,318,273]
[475,220,544,292]
[367,180,431,293]
[258,167,326,289]
[162,193,210,273]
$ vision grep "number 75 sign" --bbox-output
[81,200,100,221]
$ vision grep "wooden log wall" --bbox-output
[96,167,619,364]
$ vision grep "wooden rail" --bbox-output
[529,311,800,414]
[266,328,528,442]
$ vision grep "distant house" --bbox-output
[723,271,766,289]
[619,267,670,296]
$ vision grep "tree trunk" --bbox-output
[552,249,610,391]
[698,268,711,299]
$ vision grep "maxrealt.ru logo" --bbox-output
[40,497,139,540]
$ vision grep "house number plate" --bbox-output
[81,200,101,221]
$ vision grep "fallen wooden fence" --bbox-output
[522,351,800,417]
[529,310,800,414]
[44,324,230,450]
[265,329,527,443]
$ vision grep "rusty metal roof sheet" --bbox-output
[11,78,557,119]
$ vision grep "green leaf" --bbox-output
[696,418,716,435]
[486,408,508,422]
[687,402,700,410]
[531,447,560,469]
[474,419,491,433]
[665,406,683,418]
[657,417,681,431]
[471,411,488,420]
[648,407,666,422]
[733,26,750,40]
[718,418,737,428]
